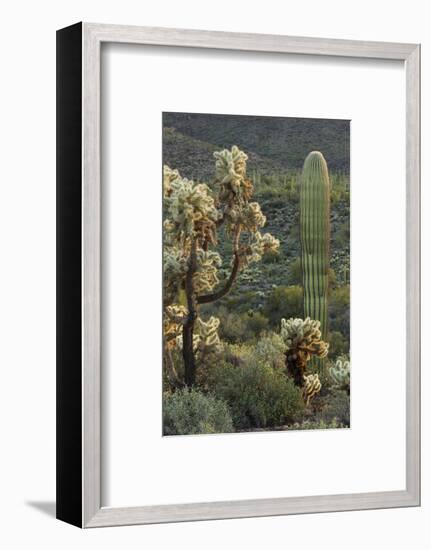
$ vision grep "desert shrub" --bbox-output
[214,333,285,371]
[327,268,337,292]
[288,418,347,430]
[333,220,350,249]
[217,310,249,342]
[245,311,269,336]
[223,290,260,314]
[287,257,302,285]
[316,389,350,426]
[254,332,286,370]
[204,341,251,367]
[328,330,349,359]
[264,285,303,327]
[262,249,282,264]
[163,388,234,435]
[329,285,350,337]
[212,359,304,430]
[216,309,269,343]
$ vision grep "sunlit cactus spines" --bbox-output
[247,231,280,267]
[163,169,218,240]
[163,164,180,197]
[193,249,222,294]
[195,316,223,355]
[328,357,350,392]
[239,202,266,232]
[214,145,248,189]
[280,317,329,387]
[175,317,222,355]
[302,373,322,405]
[163,147,279,387]
[300,151,331,342]
[163,304,188,388]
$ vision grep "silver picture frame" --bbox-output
[56,22,420,528]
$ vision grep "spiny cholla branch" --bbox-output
[280,317,329,404]
[163,146,279,386]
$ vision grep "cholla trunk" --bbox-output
[183,239,198,386]
[285,354,306,387]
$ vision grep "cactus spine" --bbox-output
[300,151,331,343]
[328,357,350,393]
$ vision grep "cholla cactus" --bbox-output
[247,231,280,266]
[163,147,279,387]
[163,246,188,305]
[193,249,222,294]
[214,145,248,193]
[163,304,188,389]
[303,373,322,405]
[163,304,188,350]
[174,317,222,356]
[196,316,222,354]
[280,317,329,387]
[163,165,180,196]
[163,169,218,241]
[328,357,350,391]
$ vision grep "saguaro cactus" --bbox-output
[300,151,331,342]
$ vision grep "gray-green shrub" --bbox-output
[253,332,286,370]
[163,388,234,435]
[264,285,303,327]
[318,389,350,426]
[288,418,347,430]
[212,358,304,430]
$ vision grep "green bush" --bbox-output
[212,333,285,372]
[216,308,269,343]
[264,285,303,327]
[329,285,350,338]
[262,249,282,264]
[217,310,248,342]
[245,311,269,336]
[287,257,302,285]
[223,290,259,314]
[253,332,286,370]
[318,389,350,426]
[333,220,350,250]
[328,330,349,359]
[288,418,347,430]
[212,358,304,430]
[163,388,234,435]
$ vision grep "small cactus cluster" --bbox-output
[174,316,222,356]
[303,374,322,406]
[195,316,222,354]
[163,165,218,241]
[247,231,280,267]
[163,304,188,350]
[214,145,249,194]
[328,357,350,392]
[281,317,329,370]
[280,317,329,404]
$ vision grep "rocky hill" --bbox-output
[163,112,350,173]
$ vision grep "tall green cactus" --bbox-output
[300,151,330,344]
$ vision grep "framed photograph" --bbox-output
[57,23,420,528]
